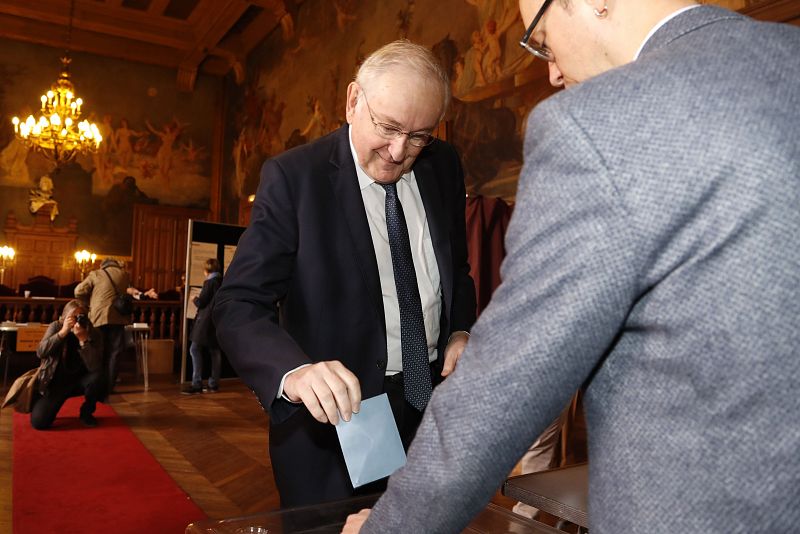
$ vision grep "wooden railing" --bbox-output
[0,297,183,345]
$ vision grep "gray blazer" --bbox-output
[365,6,800,533]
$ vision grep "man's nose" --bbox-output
[387,135,409,162]
[548,62,565,88]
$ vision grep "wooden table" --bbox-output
[503,463,589,530]
[1,323,49,388]
[186,493,565,533]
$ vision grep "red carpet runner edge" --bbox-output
[13,396,206,533]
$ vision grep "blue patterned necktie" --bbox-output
[381,182,433,411]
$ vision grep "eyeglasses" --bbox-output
[519,0,555,62]
[360,90,435,148]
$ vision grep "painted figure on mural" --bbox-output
[180,140,207,165]
[232,128,251,199]
[468,30,488,87]
[93,114,116,186]
[146,119,185,181]
[482,19,502,81]
[0,104,32,187]
[0,137,31,187]
[257,92,285,155]
[28,175,59,221]
[114,118,144,169]
[280,0,301,40]
[300,97,326,142]
[456,0,525,95]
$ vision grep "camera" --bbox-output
[75,314,89,327]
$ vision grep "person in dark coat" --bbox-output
[183,258,222,394]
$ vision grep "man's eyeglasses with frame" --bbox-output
[360,90,435,148]
[519,0,556,62]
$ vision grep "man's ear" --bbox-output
[585,0,608,18]
[345,82,360,124]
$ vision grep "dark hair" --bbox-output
[204,258,221,273]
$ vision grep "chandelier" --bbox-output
[10,0,102,168]
[74,249,97,279]
[0,246,15,286]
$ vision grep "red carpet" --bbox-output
[13,397,206,533]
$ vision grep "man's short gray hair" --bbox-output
[355,39,451,120]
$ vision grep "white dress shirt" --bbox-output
[349,127,442,374]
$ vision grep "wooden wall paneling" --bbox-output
[741,0,800,25]
[3,209,79,291]
[131,204,207,294]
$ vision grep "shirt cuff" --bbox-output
[277,363,312,402]
[447,330,470,345]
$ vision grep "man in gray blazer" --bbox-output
[345,1,800,532]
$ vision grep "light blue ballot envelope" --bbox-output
[335,393,406,488]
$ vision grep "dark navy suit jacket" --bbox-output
[214,124,476,506]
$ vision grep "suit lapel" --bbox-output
[327,126,386,332]
[415,153,454,323]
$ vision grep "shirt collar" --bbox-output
[633,4,700,60]
[207,271,221,279]
[347,124,413,191]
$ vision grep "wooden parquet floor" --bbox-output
[0,375,281,531]
[0,374,521,532]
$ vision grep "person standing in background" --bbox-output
[183,258,223,395]
[75,258,157,395]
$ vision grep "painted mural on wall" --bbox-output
[219,0,766,221]
[85,114,208,201]
[222,0,547,220]
[0,38,218,255]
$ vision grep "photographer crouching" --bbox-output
[30,299,105,430]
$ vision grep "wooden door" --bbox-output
[130,204,208,293]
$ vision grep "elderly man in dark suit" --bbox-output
[213,40,476,507]
[345,1,800,532]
